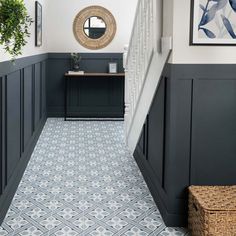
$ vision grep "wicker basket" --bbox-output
[188,186,236,236]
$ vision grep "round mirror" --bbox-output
[73,6,116,50]
[83,16,106,39]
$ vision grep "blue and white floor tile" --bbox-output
[0,119,188,235]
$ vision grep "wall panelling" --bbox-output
[47,53,124,117]
[134,64,236,227]
[0,54,47,224]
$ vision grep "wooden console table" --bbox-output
[64,73,125,120]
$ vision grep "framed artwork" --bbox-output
[108,62,117,73]
[190,0,236,45]
[35,1,42,46]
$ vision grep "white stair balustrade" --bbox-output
[124,0,172,152]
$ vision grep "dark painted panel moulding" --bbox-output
[0,116,46,225]
[134,147,187,226]
[40,62,43,120]
[0,53,124,77]
[47,53,123,59]
[0,77,2,195]
[20,69,24,156]
[0,54,48,77]
[167,63,236,79]
[1,77,6,194]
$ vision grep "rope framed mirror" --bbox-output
[73,6,116,50]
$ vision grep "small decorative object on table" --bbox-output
[67,70,84,75]
[71,53,81,71]
[108,62,117,73]
[188,185,236,236]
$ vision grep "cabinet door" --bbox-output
[147,78,166,186]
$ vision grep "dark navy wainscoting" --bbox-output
[0,54,47,223]
[134,64,236,227]
[47,53,124,118]
[1,53,236,228]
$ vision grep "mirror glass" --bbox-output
[83,16,106,39]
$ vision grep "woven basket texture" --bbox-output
[188,186,236,236]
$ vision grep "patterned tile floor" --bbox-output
[0,119,189,236]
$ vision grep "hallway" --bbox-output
[0,119,187,236]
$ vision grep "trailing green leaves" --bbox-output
[0,0,33,60]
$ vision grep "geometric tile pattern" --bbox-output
[0,118,189,235]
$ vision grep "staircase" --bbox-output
[124,0,172,152]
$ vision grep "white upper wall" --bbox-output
[171,0,236,64]
[0,0,137,62]
[46,0,138,53]
[0,0,48,63]
[3,0,235,64]
[163,0,173,38]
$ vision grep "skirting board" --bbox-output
[134,146,187,227]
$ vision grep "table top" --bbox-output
[65,73,125,77]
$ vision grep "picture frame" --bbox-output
[35,1,42,47]
[108,62,117,73]
[190,0,236,45]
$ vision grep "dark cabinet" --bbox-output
[65,74,124,119]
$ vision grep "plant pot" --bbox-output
[73,64,80,71]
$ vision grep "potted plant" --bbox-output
[71,53,81,71]
[0,0,33,60]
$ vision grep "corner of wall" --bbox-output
[163,0,174,64]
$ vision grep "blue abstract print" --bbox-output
[198,0,236,40]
